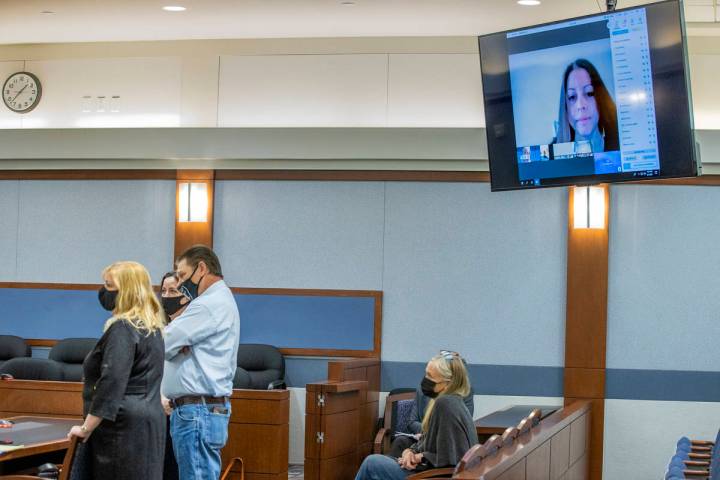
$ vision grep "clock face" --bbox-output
[3,72,42,113]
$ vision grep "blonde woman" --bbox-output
[68,261,166,480]
[355,351,478,479]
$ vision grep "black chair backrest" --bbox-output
[234,344,285,390]
[1,357,65,381]
[0,335,31,360]
[49,339,97,382]
[48,339,97,364]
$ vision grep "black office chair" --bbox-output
[233,344,285,390]
[0,335,31,372]
[0,357,65,381]
[48,339,98,381]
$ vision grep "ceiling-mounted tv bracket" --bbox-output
[606,0,617,12]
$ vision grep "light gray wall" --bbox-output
[215,180,568,368]
[0,180,175,283]
[607,184,720,371]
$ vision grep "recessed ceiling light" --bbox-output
[517,0,541,5]
[340,1,356,6]
[40,10,55,14]
[162,5,186,12]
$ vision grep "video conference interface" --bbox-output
[508,8,660,186]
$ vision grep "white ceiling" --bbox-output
[0,0,715,45]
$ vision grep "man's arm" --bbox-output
[164,302,216,360]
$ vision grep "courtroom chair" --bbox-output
[0,435,79,480]
[0,335,31,372]
[528,408,542,427]
[501,426,519,447]
[517,417,532,435]
[373,388,417,454]
[233,344,285,390]
[406,435,504,479]
[48,338,98,382]
[0,357,64,381]
[220,457,244,480]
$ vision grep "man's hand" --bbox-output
[161,396,173,416]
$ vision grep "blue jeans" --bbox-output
[170,401,231,480]
[355,454,412,480]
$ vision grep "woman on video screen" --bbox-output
[554,58,619,153]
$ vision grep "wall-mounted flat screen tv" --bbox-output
[479,0,700,191]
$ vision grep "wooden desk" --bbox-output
[0,416,76,474]
[474,405,559,436]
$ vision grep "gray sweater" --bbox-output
[410,393,479,467]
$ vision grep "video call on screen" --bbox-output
[508,8,660,186]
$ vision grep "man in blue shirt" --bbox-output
[163,245,240,480]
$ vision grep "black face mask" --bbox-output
[179,265,205,301]
[421,377,439,399]
[98,287,118,311]
[162,295,186,317]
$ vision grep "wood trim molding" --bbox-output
[564,185,610,480]
[216,170,490,182]
[0,282,102,290]
[174,169,215,258]
[0,170,177,180]
[628,174,720,186]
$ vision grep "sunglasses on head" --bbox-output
[440,350,468,365]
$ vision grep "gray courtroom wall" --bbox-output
[0,180,175,282]
[603,184,720,479]
[214,180,568,464]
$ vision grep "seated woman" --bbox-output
[355,351,478,479]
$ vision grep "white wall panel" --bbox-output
[0,181,19,280]
[15,180,175,283]
[387,53,484,127]
[21,57,182,128]
[690,54,720,130]
[218,54,388,127]
[604,399,720,480]
[0,61,25,128]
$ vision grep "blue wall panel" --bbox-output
[0,288,377,352]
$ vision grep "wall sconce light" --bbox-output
[178,182,208,222]
[573,185,605,229]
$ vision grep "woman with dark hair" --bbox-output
[159,271,189,480]
[555,58,619,153]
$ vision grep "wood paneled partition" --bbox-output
[174,169,215,257]
[564,185,609,480]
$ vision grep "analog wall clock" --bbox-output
[3,72,42,113]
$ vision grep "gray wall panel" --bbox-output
[382,182,567,365]
[214,181,385,290]
[607,184,720,371]
[15,180,175,283]
[0,180,19,280]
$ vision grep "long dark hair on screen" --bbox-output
[556,59,619,151]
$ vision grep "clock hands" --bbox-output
[11,84,28,103]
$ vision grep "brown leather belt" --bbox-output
[171,395,228,408]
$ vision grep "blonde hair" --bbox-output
[102,261,165,334]
[421,352,471,432]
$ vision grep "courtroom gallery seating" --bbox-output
[0,338,97,382]
[0,335,31,372]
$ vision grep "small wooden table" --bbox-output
[0,416,78,473]
[474,405,559,437]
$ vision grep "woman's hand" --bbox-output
[398,449,420,470]
[67,425,91,442]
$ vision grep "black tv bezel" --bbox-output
[479,0,698,192]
